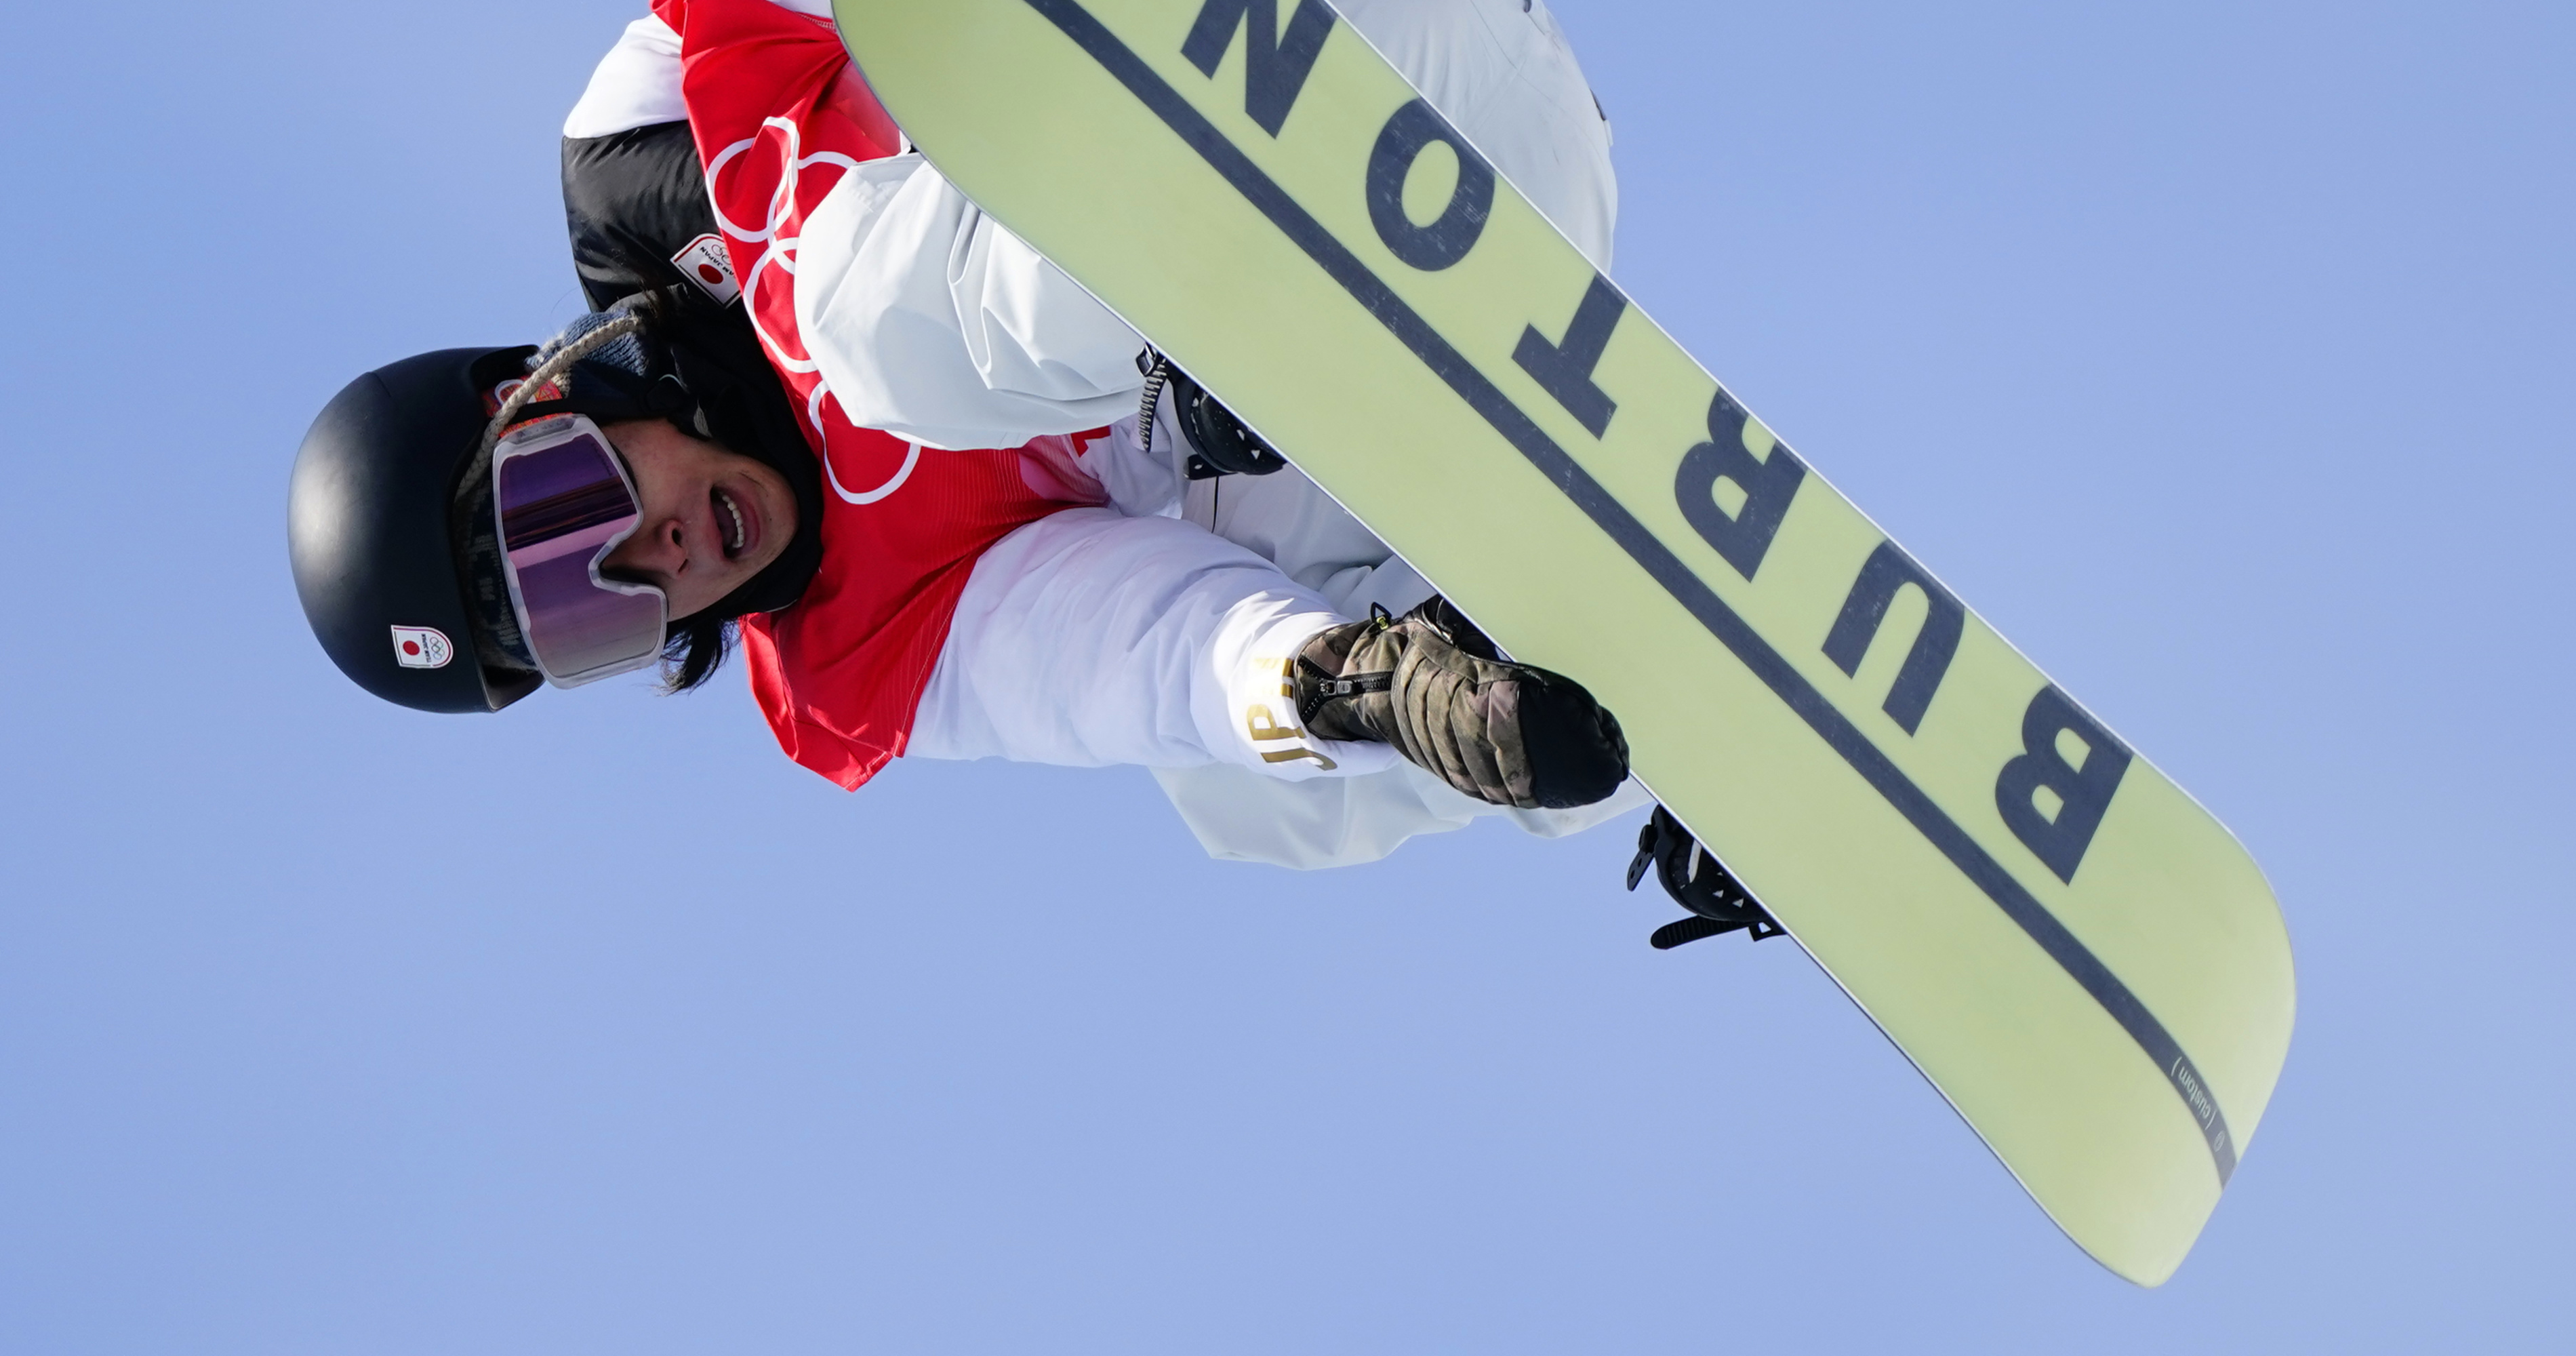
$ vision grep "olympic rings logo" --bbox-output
[706,116,857,376]
[706,116,911,504]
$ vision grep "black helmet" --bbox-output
[289,346,545,713]
[287,298,824,714]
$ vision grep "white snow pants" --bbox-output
[906,407,1652,871]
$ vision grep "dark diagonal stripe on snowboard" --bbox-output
[1013,0,2236,1185]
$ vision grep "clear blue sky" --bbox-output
[3,1,2568,1350]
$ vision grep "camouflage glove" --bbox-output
[1293,597,1629,809]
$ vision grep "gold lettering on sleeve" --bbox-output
[1246,707,1304,743]
[1244,659,1333,770]
[1259,745,1339,770]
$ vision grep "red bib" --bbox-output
[658,0,1108,789]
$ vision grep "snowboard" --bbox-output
[826,0,2294,1285]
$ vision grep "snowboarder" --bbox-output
[291,0,1767,934]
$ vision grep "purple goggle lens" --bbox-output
[492,416,666,686]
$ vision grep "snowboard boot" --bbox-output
[1626,805,1784,949]
[1293,597,1629,810]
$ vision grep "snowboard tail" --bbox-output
[830,0,2293,1284]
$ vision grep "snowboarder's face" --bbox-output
[597,418,799,619]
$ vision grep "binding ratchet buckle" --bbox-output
[1626,807,1785,950]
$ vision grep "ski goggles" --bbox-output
[489,414,667,687]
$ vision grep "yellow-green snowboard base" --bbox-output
[830,0,2293,1285]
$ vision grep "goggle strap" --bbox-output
[475,311,650,466]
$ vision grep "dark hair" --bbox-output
[660,610,739,693]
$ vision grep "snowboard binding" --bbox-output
[1136,349,1288,479]
[1626,806,1784,950]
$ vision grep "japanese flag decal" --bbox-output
[671,233,742,305]
[390,626,454,669]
